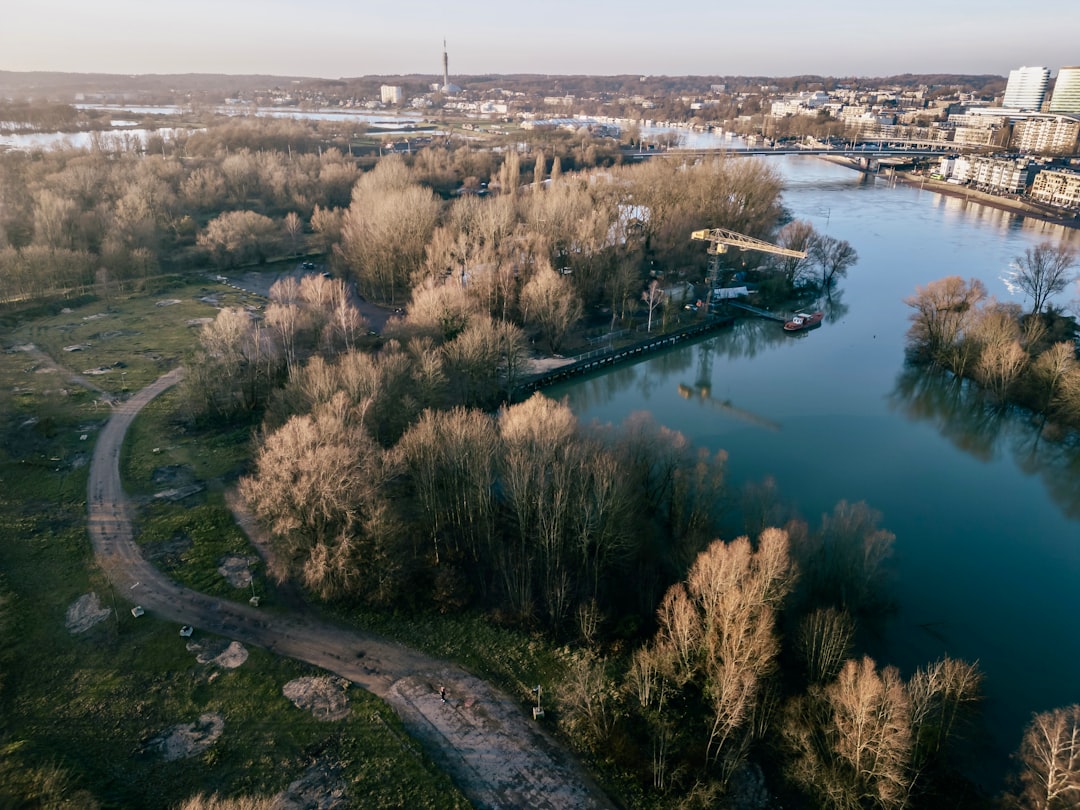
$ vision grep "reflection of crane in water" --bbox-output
[677,341,781,432]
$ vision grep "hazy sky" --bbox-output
[4,0,1079,79]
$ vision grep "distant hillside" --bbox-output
[0,71,313,102]
[0,70,1006,104]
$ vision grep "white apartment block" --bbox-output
[380,85,404,105]
[952,127,997,147]
[967,156,1031,193]
[1029,168,1080,208]
[1003,66,1050,110]
[1049,67,1080,115]
[1011,117,1080,154]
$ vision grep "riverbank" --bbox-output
[896,171,1080,230]
[818,154,1080,231]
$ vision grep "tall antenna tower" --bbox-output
[442,38,449,91]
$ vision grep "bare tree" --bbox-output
[198,210,282,269]
[185,306,280,415]
[772,219,816,287]
[796,607,854,685]
[557,653,618,753]
[337,157,439,304]
[642,279,665,333]
[907,657,982,773]
[1008,242,1078,316]
[393,406,499,567]
[283,211,303,256]
[396,276,479,343]
[239,392,383,597]
[970,303,1028,401]
[795,501,894,616]
[265,301,308,377]
[1032,343,1079,419]
[784,656,913,810]
[649,529,795,783]
[904,276,988,366]
[310,204,345,252]
[1015,705,1080,810]
[628,641,679,790]
[498,394,579,622]
[533,149,545,189]
[809,234,858,290]
[520,264,583,353]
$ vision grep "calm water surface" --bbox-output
[548,156,1080,777]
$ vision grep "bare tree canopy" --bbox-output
[1015,704,1080,810]
[1007,241,1078,316]
[809,233,858,290]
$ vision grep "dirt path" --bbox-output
[87,368,615,810]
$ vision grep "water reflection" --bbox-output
[889,364,1080,518]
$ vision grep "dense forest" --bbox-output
[2,113,1078,808]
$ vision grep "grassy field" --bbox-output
[0,278,471,809]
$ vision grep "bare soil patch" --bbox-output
[144,531,192,566]
[188,639,250,669]
[218,553,258,588]
[282,676,352,721]
[275,759,349,810]
[65,592,112,634]
[146,712,224,761]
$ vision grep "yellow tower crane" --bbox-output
[691,228,808,308]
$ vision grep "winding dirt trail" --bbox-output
[87,368,614,810]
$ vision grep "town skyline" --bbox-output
[4,0,1079,80]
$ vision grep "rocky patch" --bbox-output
[218,554,258,588]
[65,592,112,633]
[188,639,249,669]
[146,712,224,761]
[282,677,351,721]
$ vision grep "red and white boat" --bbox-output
[783,311,823,332]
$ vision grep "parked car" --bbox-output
[301,261,315,270]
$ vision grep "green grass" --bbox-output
[121,389,255,498]
[344,605,574,705]
[0,291,471,809]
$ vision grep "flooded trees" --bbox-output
[633,529,795,789]
[1013,704,1080,810]
[809,233,859,291]
[784,656,914,810]
[904,275,1080,430]
[904,276,988,366]
[1007,242,1078,316]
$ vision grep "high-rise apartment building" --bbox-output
[1003,66,1051,110]
[1048,67,1080,114]
[380,85,404,105]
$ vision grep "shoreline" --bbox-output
[818,155,1080,232]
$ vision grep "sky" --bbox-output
[4,0,1079,79]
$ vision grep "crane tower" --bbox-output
[691,227,807,308]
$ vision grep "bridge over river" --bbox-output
[621,138,976,163]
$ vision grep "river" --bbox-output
[547,155,1080,784]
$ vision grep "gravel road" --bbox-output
[86,367,614,810]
